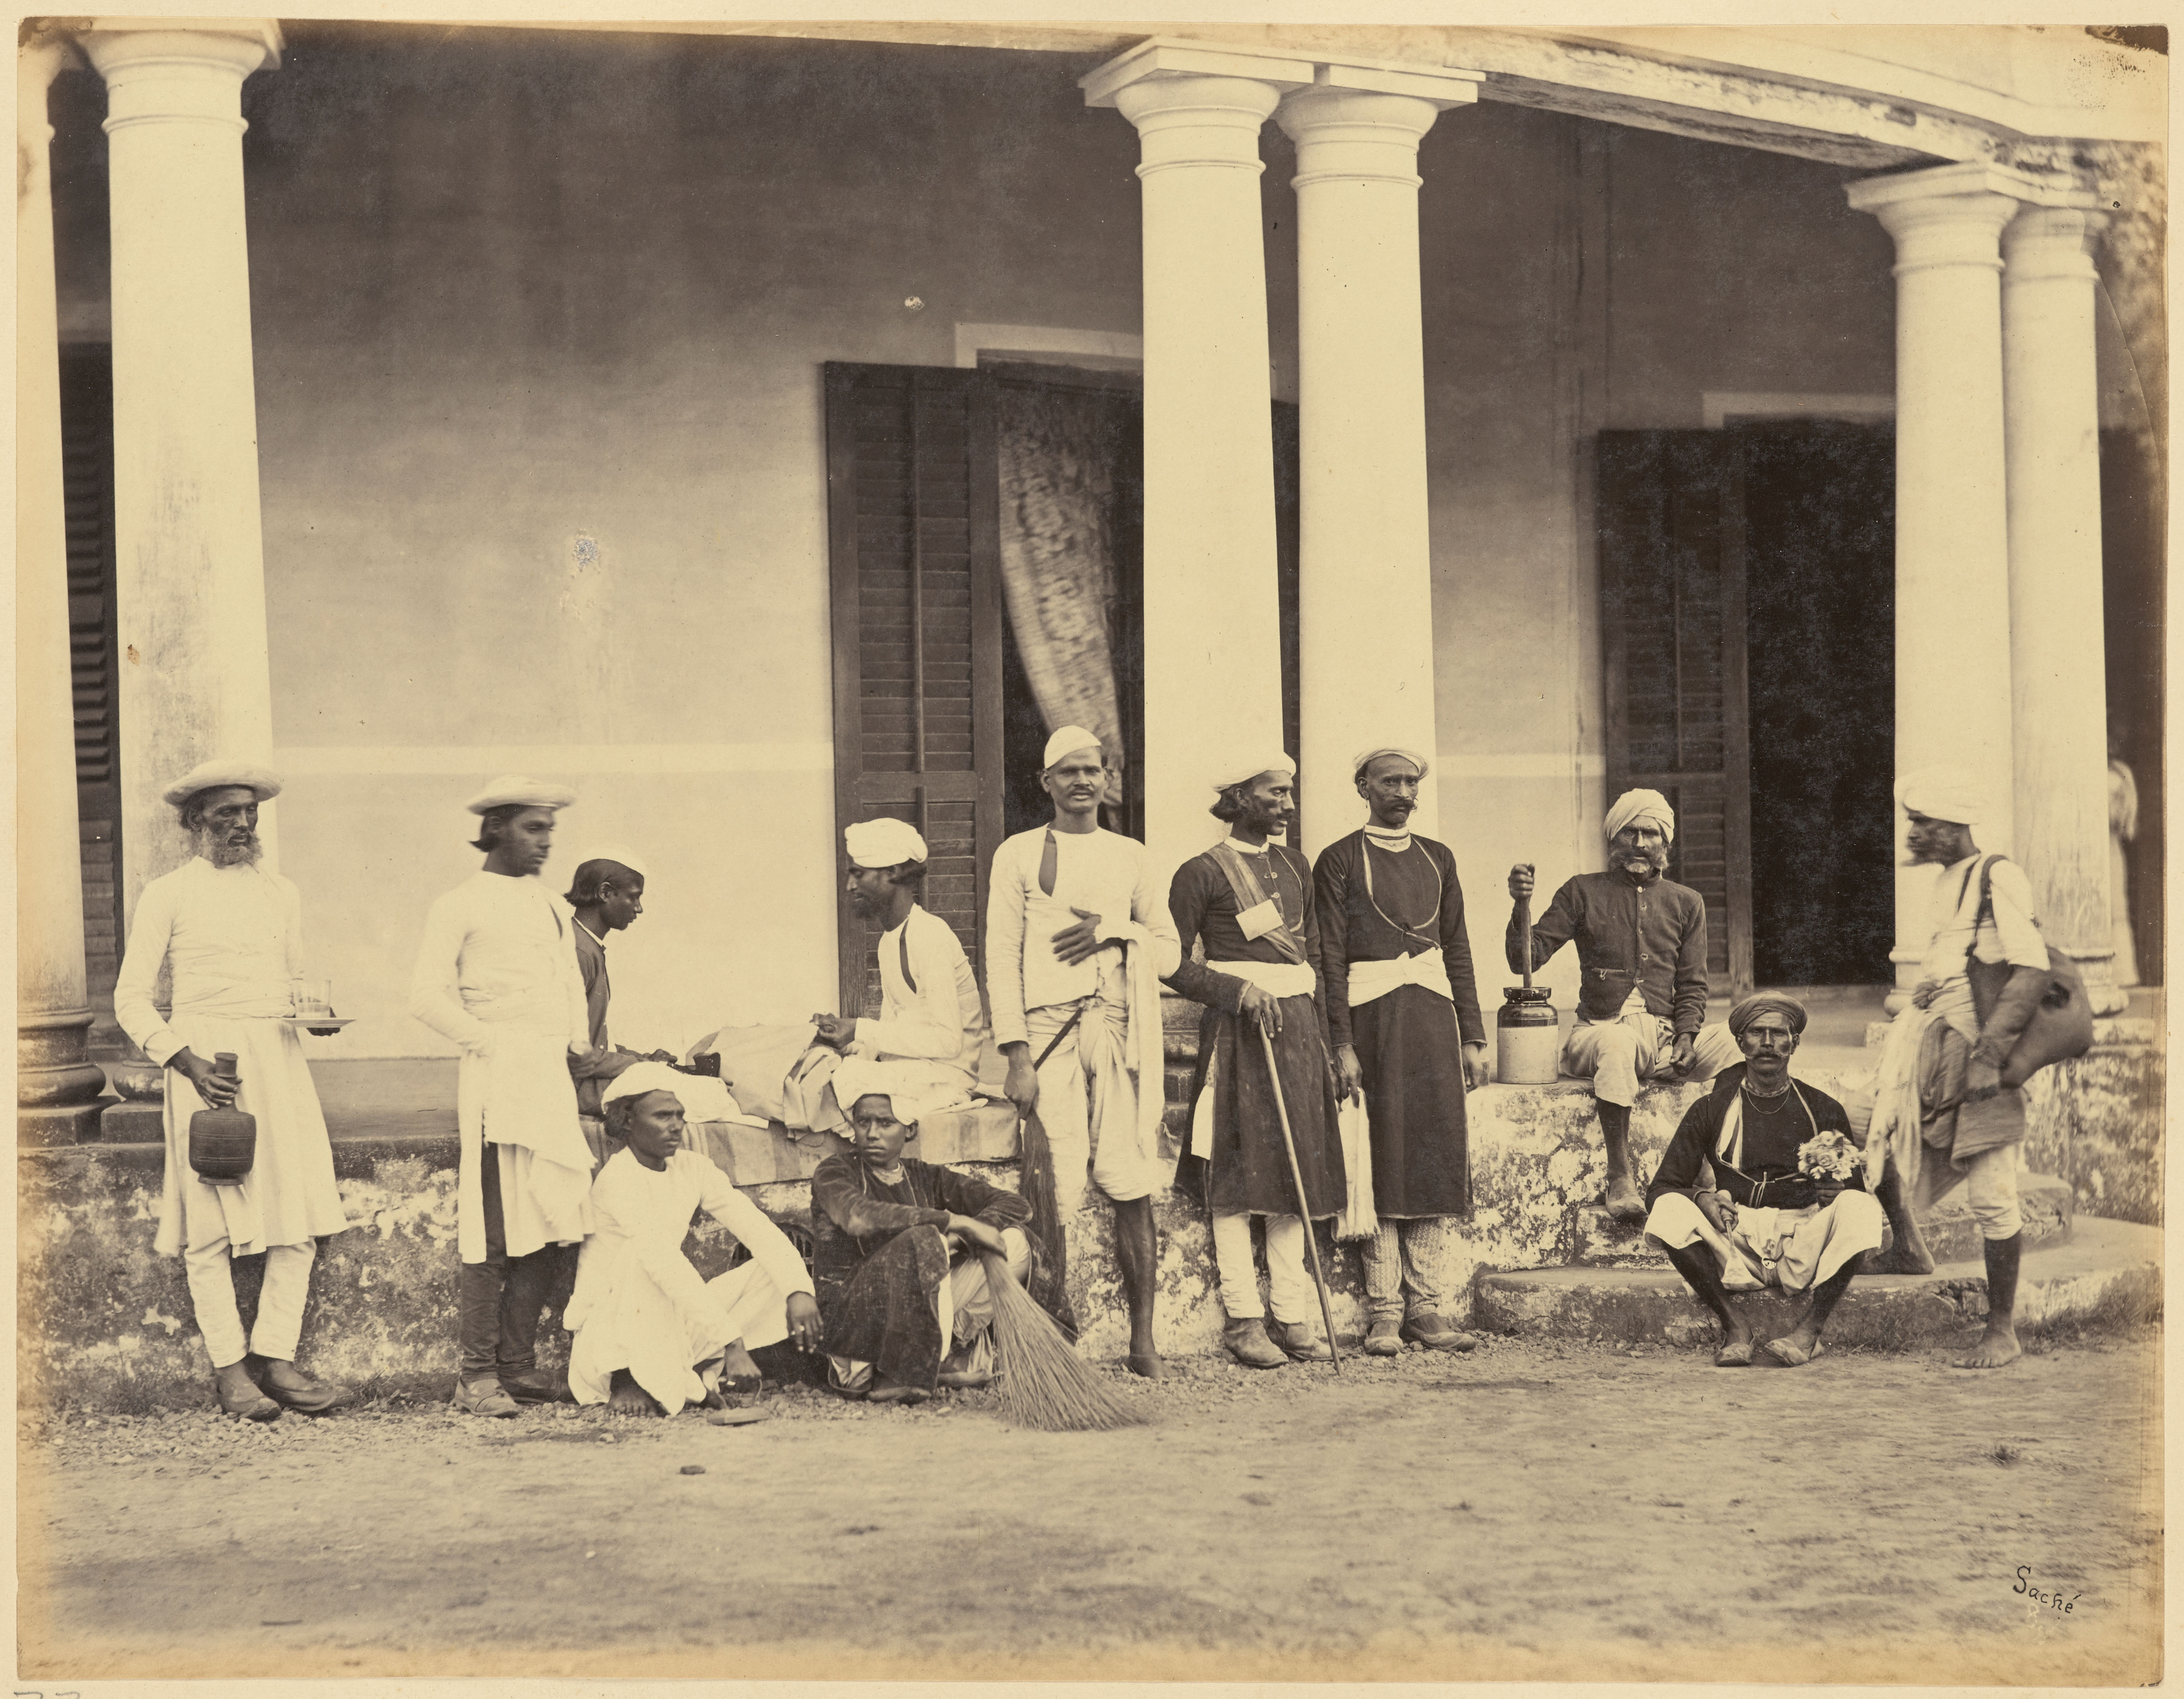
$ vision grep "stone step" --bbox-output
[1566,1172,2077,1268]
[1472,1215,2159,1350]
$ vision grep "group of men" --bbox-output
[116,729,2053,1421]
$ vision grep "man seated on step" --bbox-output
[809,816,989,1116]
[1640,994,1884,1368]
[563,1064,823,1416]
[809,1061,1032,1405]
[1507,789,1741,1225]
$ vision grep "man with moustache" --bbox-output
[811,816,989,1112]
[1313,747,1487,1354]
[1507,791,1741,1223]
[114,759,352,1420]
[410,775,597,1416]
[1643,994,1884,1368]
[1168,754,1346,1369]
[986,727,1179,1378]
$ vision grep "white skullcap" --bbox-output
[1604,788,1675,844]
[1352,746,1430,782]
[573,843,649,881]
[467,774,578,814]
[1211,751,1297,791]
[1895,766,1983,826]
[844,817,929,869]
[1042,725,1106,770]
[831,1059,927,1129]
[600,1061,688,1110]
[162,758,282,808]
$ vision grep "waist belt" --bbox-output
[1209,959,1317,999]
[1347,950,1451,1008]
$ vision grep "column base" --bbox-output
[21,1101,105,1147]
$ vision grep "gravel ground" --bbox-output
[18,1326,2163,1685]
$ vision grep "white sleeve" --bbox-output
[1126,842,1184,979]
[113,878,184,1067]
[857,914,970,1061]
[407,891,493,1053]
[692,1158,815,1297]
[985,837,1031,1049]
[558,901,592,1055]
[280,875,309,991]
[1989,861,2050,970]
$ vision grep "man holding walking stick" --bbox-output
[1167,753,1347,1370]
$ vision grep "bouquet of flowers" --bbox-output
[1797,1129,1861,1195]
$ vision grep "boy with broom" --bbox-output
[811,1061,1033,1404]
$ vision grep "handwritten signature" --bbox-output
[2015,1568,2082,1613]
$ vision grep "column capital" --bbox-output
[81,19,281,132]
[2003,203,2109,285]
[1277,85,1451,191]
[1846,162,2033,276]
[1111,75,1282,178]
[1083,35,1480,110]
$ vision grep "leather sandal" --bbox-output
[251,1357,354,1414]
[1713,1340,1754,1368]
[214,1363,281,1423]
[1223,1320,1288,1370]
[1363,1319,1404,1357]
[450,1374,521,1417]
[1401,1313,1480,1352]
[868,1382,931,1405]
[1273,1320,1333,1363]
[497,1366,574,1405]
[1754,1337,1825,1369]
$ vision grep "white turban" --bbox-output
[600,1062,688,1110]
[1604,788,1675,844]
[573,843,649,882]
[831,1059,927,1129]
[1895,766,1983,826]
[467,773,578,813]
[844,817,929,869]
[1211,751,1297,791]
[162,758,282,808]
[1042,725,1106,770]
[1352,746,1430,782]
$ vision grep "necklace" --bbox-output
[1741,1081,1792,1116]
[1359,833,1441,945]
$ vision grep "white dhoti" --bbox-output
[1562,994,1743,1107]
[457,1025,596,1262]
[567,1257,794,1415]
[1644,1191,1885,1293]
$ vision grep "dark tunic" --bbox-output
[1644,1065,1863,1212]
[1314,831,1484,1218]
[809,1154,1031,1393]
[1508,871,1710,1034]
[567,924,641,1119]
[1165,842,1346,1220]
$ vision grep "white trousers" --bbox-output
[1027,1001,1156,1211]
[1212,1212,1311,1324]
[186,1238,316,1369]
[1919,1143,2025,1240]
[1562,1013,1742,1107]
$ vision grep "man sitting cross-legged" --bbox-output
[811,1060,1033,1405]
[1641,994,1885,1369]
[564,1064,823,1416]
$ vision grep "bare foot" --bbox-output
[607,1370,661,1416]
[1868,1246,1937,1276]
[1952,1326,2022,1370]
[718,1341,763,1399]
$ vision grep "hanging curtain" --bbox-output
[995,382,1128,804]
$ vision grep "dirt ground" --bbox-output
[17,1327,2162,1686]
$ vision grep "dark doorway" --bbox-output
[1738,422,1896,985]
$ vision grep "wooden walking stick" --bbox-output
[1256,1023,1342,1373]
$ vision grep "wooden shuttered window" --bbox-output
[60,345,124,1013]
[826,364,1005,1017]
[1599,430,1753,999]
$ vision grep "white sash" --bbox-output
[1210,959,1317,999]
[1347,949,1452,1009]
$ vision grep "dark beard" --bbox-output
[202,832,263,868]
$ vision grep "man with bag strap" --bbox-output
[1871,767,2071,1370]
[1167,752,1347,1369]
[984,727,1180,1378]
[1313,748,1487,1355]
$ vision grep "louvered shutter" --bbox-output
[1598,431,1753,998]
[826,365,1005,1017]
[59,346,123,1010]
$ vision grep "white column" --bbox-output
[2002,194,2124,1014]
[18,35,109,1142]
[81,20,283,920]
[1276,69,1478,855]
[1846,163,2021,1008]
[1083,46,1294,873]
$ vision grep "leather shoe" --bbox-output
[497,1366,573,1405]
[214,1362,281,1423]
[251,1357,353,1414]
[1363,1319,1404,1357]
[1401,1313,1480,1352]
[1272,1320,1333,1362]
[1222,1319,1288,1370]
[450,1374,521,1418]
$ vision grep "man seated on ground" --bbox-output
[563,1064,823,1416]
[810,817,990,1113]
[1641,994,1885,1369]
[566,846,679,1168]
[809,1061,1032,1405]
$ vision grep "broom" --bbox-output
[1015,1007,1087,1339]
[978,1249,1147,1433]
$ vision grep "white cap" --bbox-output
[466,774,577,813]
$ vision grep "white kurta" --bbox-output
[848,904,989,1108]
[564,1148,816,1412]
[409,871,596,1263]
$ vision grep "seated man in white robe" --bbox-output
[810,816,990,1116]
[564,1064,823,1416]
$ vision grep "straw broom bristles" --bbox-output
[978,1252,1148,1433]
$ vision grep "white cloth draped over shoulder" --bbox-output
[849,904,988,1104]
[409,871,596,1263]
[564,1148,816,1413]
[113,857,347,1258]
